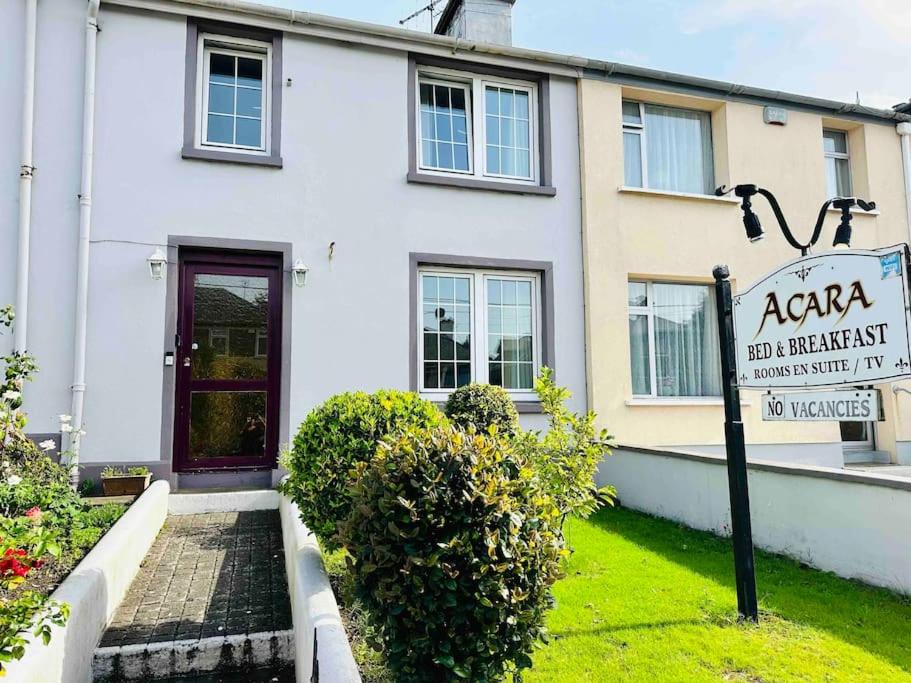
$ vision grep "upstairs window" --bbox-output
[823,129,852,197]
[623,101,715,195]
[416,68,538,185]
[199,37,270,152]
[420,80,472,173]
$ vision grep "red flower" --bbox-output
[0,548,33,577]
[24,507,42,521]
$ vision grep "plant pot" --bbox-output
[101,474,151,496]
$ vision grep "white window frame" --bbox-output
[417,266,542,400]
[415,66,539,185]
[622,101,648,188]
[196,33,272,155]
[417,76,475,176]
[823,128,852,198]
[621,100,714,195]
[628,280,720,399]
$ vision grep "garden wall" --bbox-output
[598,446,911,595]
[279,493,361,683]
[5,480,170,682]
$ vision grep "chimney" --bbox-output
[434,0,516,46]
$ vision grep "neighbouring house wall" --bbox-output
[578,78,911,466]
[598,446,911,595]
[4,4,586,474]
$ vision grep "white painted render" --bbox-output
[168,488,280,514]
[598,447,911,595]
[1,0,587,472]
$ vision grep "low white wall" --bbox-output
[6,480,170,683]
[279,494,361,683]
[598,447,911,595]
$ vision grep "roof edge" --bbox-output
[101,0,911,126]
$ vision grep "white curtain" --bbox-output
[653,284,721,397]
[644,105,714,194]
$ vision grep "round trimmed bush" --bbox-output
[341,426,565,682]
[280,390,443,549]
[444,383,519,436]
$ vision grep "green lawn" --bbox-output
[526,507,911,682]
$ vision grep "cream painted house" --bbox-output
[578,78,911,468]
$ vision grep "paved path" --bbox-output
[100,510,291,648]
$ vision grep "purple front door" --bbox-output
[174,250,282,472]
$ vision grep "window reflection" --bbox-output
[422,275,471,389]
[192,274,269,380]
[189,391,266,460]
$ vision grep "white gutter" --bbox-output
[898,122,911,245]
[15,0,38,353]
[69,0,101,486]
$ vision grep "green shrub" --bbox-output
[280,390,444,549]
[515,368,616,523]
[444,383,519,436]
[340,426,565,683]
[77,503,126,529]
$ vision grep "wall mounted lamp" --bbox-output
[147,248,167,280]
[292,259,309,287]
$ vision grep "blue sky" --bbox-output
[253,0,909,110]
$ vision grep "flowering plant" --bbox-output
[0,306,38,452]
[0,509,67,675]
[0,515,61,589]
[0,592,69,676]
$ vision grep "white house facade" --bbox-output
[4,0,911,488]
[2,0,588,487]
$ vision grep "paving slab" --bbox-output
[99,510,291,649]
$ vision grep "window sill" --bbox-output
[827,206,881,216]
[428,398,544,413]
[182,146,283,168]
[618,186,739,204]
[408,171,556,196]
[625,397,751,407]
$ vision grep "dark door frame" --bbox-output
[173,248,283,472]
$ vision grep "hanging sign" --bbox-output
[733,244,911,389]
[761,389,883,422]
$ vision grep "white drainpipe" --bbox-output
[69,0,101,485]
[15,0,38,353]
[899,122,911,245]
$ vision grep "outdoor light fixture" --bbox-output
[716,185,876,256]
[147,248,167,280]
[292,259,309,287]
[832,204,853,249]
[831,197,876,249]
[733,184,764,242]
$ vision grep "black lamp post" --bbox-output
[709,185,876,623]
[716,184,876,254]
